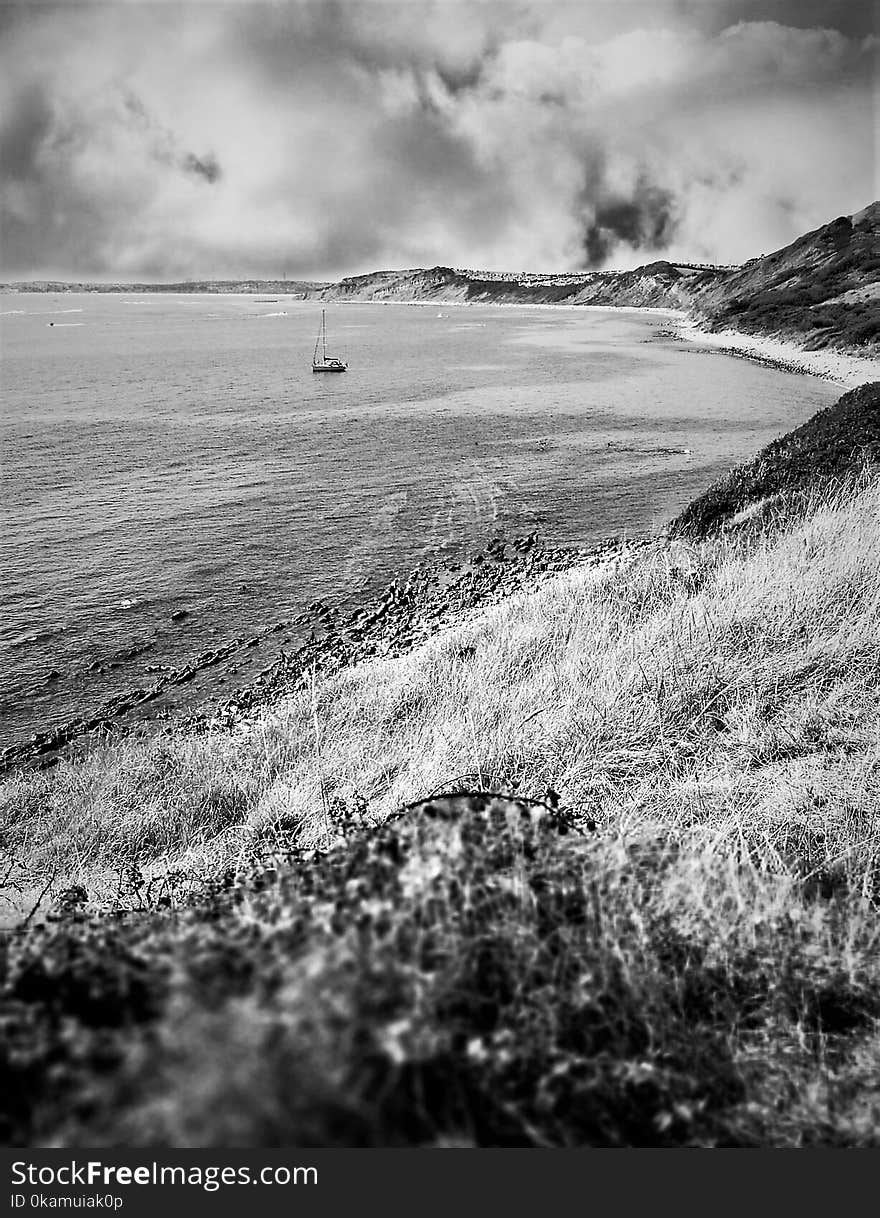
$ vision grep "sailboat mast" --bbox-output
[311,306,345,371]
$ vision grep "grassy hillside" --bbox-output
[670,381,880,538]
[689,203,880,354]
[3,471,880,1146]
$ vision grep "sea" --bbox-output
[0,292,840,748]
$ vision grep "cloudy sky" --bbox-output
[1,0,877,280]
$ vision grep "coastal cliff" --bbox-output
[317,259,700,309]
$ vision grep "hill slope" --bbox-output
[687,202,880,353]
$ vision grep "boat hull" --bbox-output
[312,363,347,373]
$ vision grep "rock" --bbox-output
[170,609,189,622]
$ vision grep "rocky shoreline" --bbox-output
[1,530,646,776]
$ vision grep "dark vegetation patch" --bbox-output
[3,794,879,1147]
[715,294,879,349]
[669,382,880,539]
[463,278,582,303]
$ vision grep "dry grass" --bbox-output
[4,477,879,908]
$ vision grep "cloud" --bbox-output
[0,2,875,278]
[120,89,223,183]
[182,152,222,184]
[441,16,877,267]
[581,178,680,267]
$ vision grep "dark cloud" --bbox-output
[181,152,222,184]
[120,90,222,183]
[582,179,680,267]
[434,61,488,95]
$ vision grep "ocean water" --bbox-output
[0,293,839,746]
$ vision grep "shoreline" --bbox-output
[673,316,877,389]
[342,298,875,385]
[1,531,647,775]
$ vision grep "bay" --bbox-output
[0,293,839,746]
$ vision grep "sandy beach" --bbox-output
[675,317,878,388]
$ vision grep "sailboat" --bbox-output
[312,309,347,373]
